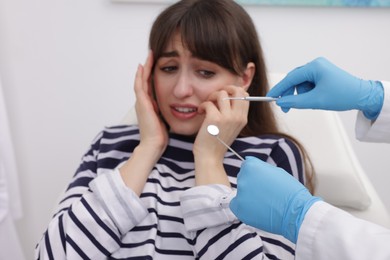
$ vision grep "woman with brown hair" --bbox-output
[36,0,314,259]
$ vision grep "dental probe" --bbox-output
[207,125,244,161]
[223,96,279,102]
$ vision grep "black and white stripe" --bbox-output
[36,125,304,259]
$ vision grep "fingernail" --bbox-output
[136,64,143,75]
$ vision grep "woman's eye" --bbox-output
[198,70,215,78]
[160,66,177,73]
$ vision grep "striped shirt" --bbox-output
[35,124,305,260]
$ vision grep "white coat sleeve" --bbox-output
[355,81,390,143]
[295,201,390,260]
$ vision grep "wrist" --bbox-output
[282,189,322,243]
[361,80,384,120]
[119,144,162,195]
[194,156,230,187]
[137,142,165,161]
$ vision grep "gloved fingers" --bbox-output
[236,156,269,186]
[281,107,290,113]
[237,156,259,182]
[243,156,271,172]
[230,158,260,218]
[229,197,239,215]
[229,197,258,229]
[282,85,295,97]
[271,83,293,113]
[296,81,314,94]
[273,81,313,114]
[276,91,316,110]
[267,65,312,98]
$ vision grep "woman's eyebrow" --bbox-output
[160,50,179,58]
[159,51,205,62]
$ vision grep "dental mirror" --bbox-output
[207,125,220,136]
[207,125,244,161]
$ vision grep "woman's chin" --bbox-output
[169,124,199,136]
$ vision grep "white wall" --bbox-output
[0,0,389,257]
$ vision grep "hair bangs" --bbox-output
[179,9,240,75]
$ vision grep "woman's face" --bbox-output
[153,33,248,136]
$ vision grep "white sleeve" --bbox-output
[36,169,149,260]
[89,169,149,234]
[180,185,295,259]
[355,81,390,143]
[180,184,238,231]
[295,201,390,260]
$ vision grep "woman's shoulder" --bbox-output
[100,124,140,138]
[90,124,141,149]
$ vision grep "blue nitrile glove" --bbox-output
[230,156,321,244]
[267,57,384,119]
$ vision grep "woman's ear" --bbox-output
[241,62,255,91]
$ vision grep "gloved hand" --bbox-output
[267,57,384,119]
[230,156,321,244]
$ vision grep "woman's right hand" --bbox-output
[119,52,168,195]
[134,51,168,158]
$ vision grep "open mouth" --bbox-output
[170,105,198,120]
[173,107,197,113]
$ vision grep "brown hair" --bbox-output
[149,0,315,193]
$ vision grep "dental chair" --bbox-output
[121,72,390,228]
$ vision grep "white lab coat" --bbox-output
[295,81,390,260]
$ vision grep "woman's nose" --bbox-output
[173,73,193,98]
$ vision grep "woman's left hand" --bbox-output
[193,85,249,186]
